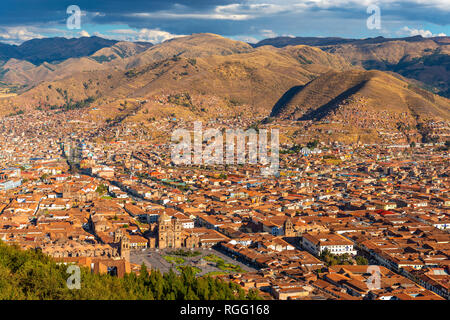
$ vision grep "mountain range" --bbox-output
[255,35,450,98]
[0,33,448,144]
[0,41,153,86]
[0,36,135,64]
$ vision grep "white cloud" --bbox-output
[129,3,295,22]
[399,26,447,38]
[130,12,250,21]
[277,0,450,11]
[99,28,184,44]
[215,3,288,17]
[260,29,278,38]
[242,0,450,19]
[79,30,90,37]
[134,28,185,43]
[0,26,45,45]
[233,35,259,43]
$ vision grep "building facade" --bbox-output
[158,212,182,249]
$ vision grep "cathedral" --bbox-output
[158,212,183,249]
[155,212,199,249]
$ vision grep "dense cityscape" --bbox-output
[0,107,448,300]
[0,0,449,308]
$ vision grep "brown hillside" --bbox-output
[322,39,450,97]
[0,41,152,87]
[90,41,152,63]
[270,69,450,123]
[3,34,352,119]
[121,33,255,70]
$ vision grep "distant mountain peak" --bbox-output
[0,36,124,65]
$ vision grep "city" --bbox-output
[0,0,448,311]
[0,106,448,300]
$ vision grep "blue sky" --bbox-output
[0,0,448,44]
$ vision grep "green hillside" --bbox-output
[0,241,260,300]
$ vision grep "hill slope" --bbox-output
[120,33,255,70]
[254,35,445,48]
[91,41,153,64]
[3,34,352,120]
[0,41,153,87]
[269,69,450,144]
[255,35,450,98]
[0,36,120,65]
[271,69,450,121]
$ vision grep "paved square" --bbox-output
[130,247,257,276]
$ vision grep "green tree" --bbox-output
[0,240,261,300]
[307,140,319,150]
[355,256,369,265]
[95,184,108,195]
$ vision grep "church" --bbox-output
[158,212,183,249]
[150,212,199,249]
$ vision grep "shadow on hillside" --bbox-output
[298,80,368,121]
[270,85,305,117]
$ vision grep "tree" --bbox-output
[247,289,262,300]
[355,256,369,265]
[307,140,319,150]
[95,184,108,195]
[0,240,261,300]
[319,249,353,266]
[139,263,149,281]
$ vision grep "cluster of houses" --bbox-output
[0,109,448,299]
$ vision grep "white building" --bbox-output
[302,232,357,256]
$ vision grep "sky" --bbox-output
[0,0,448,45]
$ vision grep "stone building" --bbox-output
[63,183,99,202]
[284,218,295,237]
[158,212,182,249]
[114,229,130,261]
